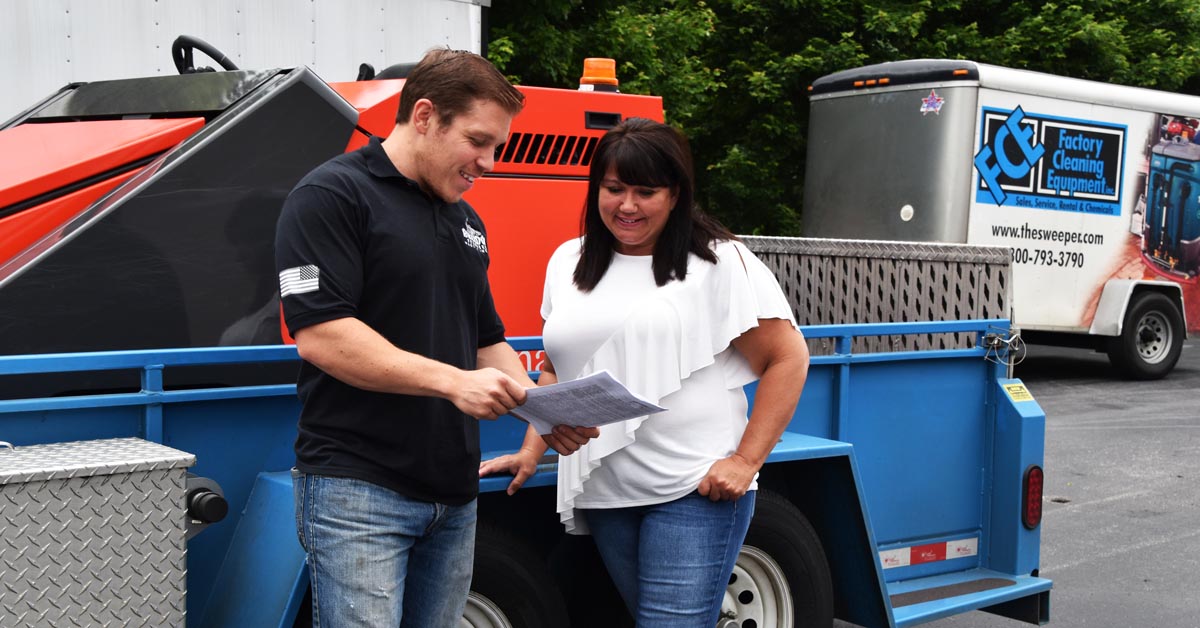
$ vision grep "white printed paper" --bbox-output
[511,370,666,435]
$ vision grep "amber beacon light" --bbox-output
[579,58,619,92]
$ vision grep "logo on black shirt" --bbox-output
[462,219,488,254]
[279,264,320,296]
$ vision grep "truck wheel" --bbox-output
[1106,292,1184,380]
[723,490,834,628]
[464,522,569,628]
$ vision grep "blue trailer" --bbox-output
[0,42,1049,628]
[0,317,1050,627]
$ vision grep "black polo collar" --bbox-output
[364,136,420,187]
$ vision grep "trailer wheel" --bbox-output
[1106,292,1184,380]
[464,522,569,628]
[723,490,834,628]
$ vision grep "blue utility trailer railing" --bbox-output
[0,319,1050,627]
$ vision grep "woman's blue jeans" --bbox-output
[583,490,756,627]
[292,470,477,628]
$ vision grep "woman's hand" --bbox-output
[697,453,759,501]
[542,425,600,455]
[479,448,541,495]
[705,317,809,502]
[525,355,599,455]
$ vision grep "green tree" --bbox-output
[488,0,1200,235]
[488,1,720,127]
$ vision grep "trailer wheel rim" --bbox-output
[1134,310,1171,364]
[721,544,794,628]
[460,592,513,628]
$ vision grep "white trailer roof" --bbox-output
[811,58,1200,118]
[974,62,1200,118]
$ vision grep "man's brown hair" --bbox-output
[395,48,525,126]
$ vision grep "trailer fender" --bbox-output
[1089,278,1185,336]
[758,434,892,628]
[987,379,1048,595]
[198,470,308,628]
[1093,280,1187,379]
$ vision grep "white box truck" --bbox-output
[803,59,1198,379]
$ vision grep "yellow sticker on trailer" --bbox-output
[1004,383,1034,402]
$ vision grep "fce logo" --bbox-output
[974,106,1044,206]
[973,106,1125,215]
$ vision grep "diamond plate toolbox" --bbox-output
[0,437,195,627]
[743,235,1011,354]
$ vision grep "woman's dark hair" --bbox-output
[574,118,734,291]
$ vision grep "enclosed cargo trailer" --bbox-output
[804,59,1194,379]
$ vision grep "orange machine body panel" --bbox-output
[0,118,203,207]
[1,67,360,356]
[0,171,140,263]
[466,177,587,336]
[328,79,405,151]
[0,117,203,265]
[492,86,665,178]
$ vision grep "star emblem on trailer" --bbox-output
[920,89,945,115]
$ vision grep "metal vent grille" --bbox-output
[496,133,598,166]
[742,236,1011,354]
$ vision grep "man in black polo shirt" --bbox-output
[275,49,596,628]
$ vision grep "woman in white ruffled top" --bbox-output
[480,118,810,626]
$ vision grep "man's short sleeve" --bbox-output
[476,280,506,348]
[275,183,364,335]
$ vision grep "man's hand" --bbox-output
[542,425,599,455]
[697,453,758,501]
[449,367,528,420]
[479,448,541,495]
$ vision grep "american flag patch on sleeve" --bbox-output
[280,265,320,296]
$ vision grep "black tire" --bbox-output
[291,586,313,628]
[725,490,834,628]
[1106,292,1184,380]
[549,534,633,627]
[466,522,570,628]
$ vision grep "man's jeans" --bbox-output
[584,490,756,627]
[292,470,477,628]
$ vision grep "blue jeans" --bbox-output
[292,470,477,628]
[583,490,756,627]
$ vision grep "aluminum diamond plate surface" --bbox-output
[741,235,1010,263]
[742,236,1011,354]
[0,438,193,627]
[0,437,195,485]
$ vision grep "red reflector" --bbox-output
[1023,465,1044,529]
